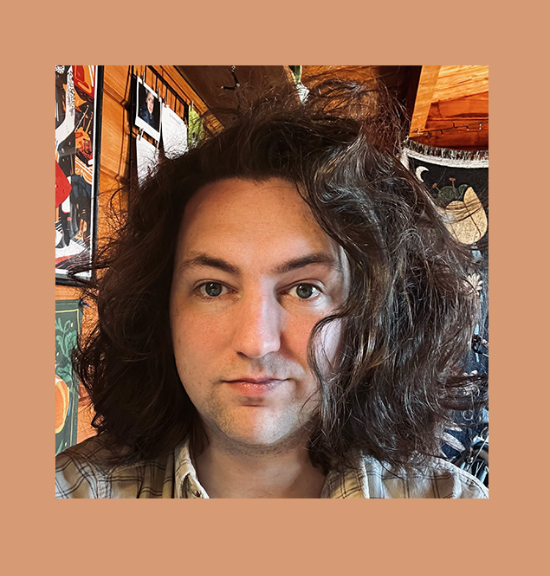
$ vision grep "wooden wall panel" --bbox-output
[99,92,132,188]
[103,66,133,103]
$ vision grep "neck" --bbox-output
[193,438,326,499]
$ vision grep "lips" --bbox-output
[223,377,287,397]
[226,377,285,384]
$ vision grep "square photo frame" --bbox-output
[135,76,162,141]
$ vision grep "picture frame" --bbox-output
[135,76,162,141]
[55,65,103,285]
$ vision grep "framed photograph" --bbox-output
[135,76,162,141]
[55,65,103,285]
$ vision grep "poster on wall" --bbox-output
[55,65,103,285]
[55,299,83,454]
[135,76,162,141]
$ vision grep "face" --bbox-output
[146,93,154,113]
[169,178,348,453]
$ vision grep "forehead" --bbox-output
[176,178,339,262]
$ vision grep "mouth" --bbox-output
[223,377,287,397]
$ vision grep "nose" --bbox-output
[232,292,282,359]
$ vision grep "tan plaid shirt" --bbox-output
[55,436,488,499]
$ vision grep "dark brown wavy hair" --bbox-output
[72,75,487,472]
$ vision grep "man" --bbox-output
[138,90,156,128]
[56,77,488,498]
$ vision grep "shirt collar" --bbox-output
[321,453,371,498]
[173,439,209,499]
[173,439,370,499]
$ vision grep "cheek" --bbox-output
[171,300,228,361]
[284,315,330,364]
[170,309,224,400]
[311,318,343,368]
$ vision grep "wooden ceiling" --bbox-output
[175,65,295,110]
[408,65,488,149]
[175,65,488,150]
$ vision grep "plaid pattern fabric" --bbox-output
[55,436,488,499]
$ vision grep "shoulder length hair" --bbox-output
[72,75,487,471]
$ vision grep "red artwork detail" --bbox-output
[55,161,71,207]
[73,65,94,99]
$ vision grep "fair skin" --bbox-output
[146,93,154,114]
[169,178,348,498]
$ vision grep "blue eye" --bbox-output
[290,284,321,299]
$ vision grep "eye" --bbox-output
[288,283,321,300]
[197,282,228,298]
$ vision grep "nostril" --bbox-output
[231,297,282,358]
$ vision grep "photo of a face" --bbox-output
[135,77,161,140]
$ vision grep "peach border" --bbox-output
[5,2,546,574]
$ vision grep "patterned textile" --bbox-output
[402,140,488,250]
[55,436,488,499]
[402,141,489,459]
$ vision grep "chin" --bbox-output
[201,402,313,452]
[224,424,285,447]
[218,419,309,452]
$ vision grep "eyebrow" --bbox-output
[178,252,340,277]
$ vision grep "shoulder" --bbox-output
[55,435,121,498]
[422,458,488,499]
[360,454,488,499]
[55,436,176,498]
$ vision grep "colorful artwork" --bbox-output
[55,300,83,454]
[403,143,488,249]
[403,141,489,459]
[55,65,103,284]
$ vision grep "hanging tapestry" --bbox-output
[402,140,489,458]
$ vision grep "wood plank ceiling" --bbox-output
[408,65,488,149]
[175,65,295,109]
[176,65,488,151]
